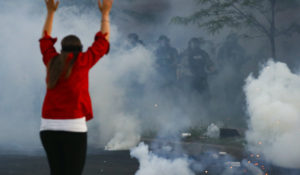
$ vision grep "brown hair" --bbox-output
[47,35,82,89]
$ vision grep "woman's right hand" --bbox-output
[98,0,113,15]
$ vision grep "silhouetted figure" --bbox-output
[180,37,214,93]
[155,35,179,86]
[127,33,144,49]
[217,33,246,67]
[215,34,247,118]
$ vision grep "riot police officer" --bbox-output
[155,35,179,86]
[181,37,215,93]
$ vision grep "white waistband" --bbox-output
[40,117,87,132]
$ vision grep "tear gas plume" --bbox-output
[130,142,265,175]
[103,115,141,151]
[0,0,127,152]
[0,1,46,152]
[0,0,154,152]
[0,0,206,152]
[130,60,300,175]
[130,142,195,175]
[1,2,300,166]
[205,123,220,138]
[244,60,300,168]
[91,45,155,150]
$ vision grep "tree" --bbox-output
[172,0,300,59]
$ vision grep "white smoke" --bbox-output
[130,142,195,175]
[131,142,266,175]
[89,40,156,150]
[0,0,153,151]
[0,1,46,152]
[4,0,292,158]
[0,0,206,152]
[205,123,220,138]
[244,60,300,168]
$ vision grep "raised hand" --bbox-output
[98,0,113,15]
[98,0,113,41]
[42,0,59,37]
[45,0,60,12]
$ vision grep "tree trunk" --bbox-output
[270,0,277,59]
[270,35,276,59]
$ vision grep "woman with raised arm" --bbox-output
[39,0,113,174]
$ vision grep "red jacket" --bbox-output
[39,31,109,121]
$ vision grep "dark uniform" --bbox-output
[181,38,214,93]
[217,33,246,67]
[216,33,246,117]
[155,35,179,86]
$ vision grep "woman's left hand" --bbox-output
[98,0,113,15]
[45,0,60,12]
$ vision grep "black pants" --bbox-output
[40,131,87,175]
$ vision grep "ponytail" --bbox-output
[47,52,79,89]
[47,34,82,89]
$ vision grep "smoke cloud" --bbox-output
[0,0,205,152]
[130,142,266,175]
[91,45,155,150]
[0,1,45,152]
[1,4,300,173]
[205,123,220,138]
[0,0,128,152]
[244,60,300,169]
[130,142,195,175]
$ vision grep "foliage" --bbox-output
[172,0,300,37]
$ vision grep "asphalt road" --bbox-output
[0,150,139,175]
[1,142,299,175]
